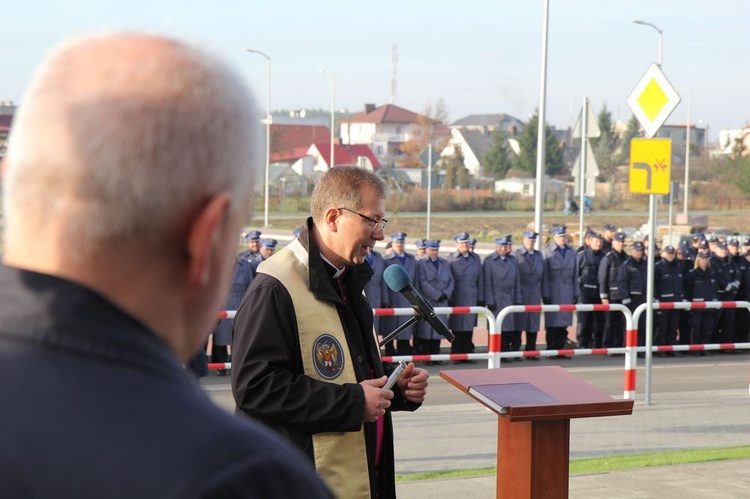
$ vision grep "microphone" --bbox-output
[383,264,454,342]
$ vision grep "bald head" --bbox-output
[5,32,259,258]
[2,33,260,360]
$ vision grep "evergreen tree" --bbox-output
[482,129,512,178]
[512,112,564,175]
[590,104,619,177]
[617,114,641,164]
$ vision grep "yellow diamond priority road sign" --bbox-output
[627,63,681,138]
[629,138,671,194]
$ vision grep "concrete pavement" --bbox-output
[393,387,750,498]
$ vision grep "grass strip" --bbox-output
[395,445,750,482]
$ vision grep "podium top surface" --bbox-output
[440,366,634,421]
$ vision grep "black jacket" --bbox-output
[0,265,330,499]
[654,258,685,302]
[231,218,419,499]
[598,249,627,301]
[685,266,718,302]
[577,247,604,300]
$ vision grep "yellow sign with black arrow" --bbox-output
[629,138,671,195]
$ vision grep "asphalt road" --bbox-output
[201,353,749,411]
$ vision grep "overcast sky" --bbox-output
[2,1,747,141]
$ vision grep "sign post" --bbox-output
[628,62,680,405]
[571,98,601,245]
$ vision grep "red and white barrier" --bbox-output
[630,300,750,400]
[376,306,497,366]
[494,304,637,398]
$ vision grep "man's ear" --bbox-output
[324,207,340,233]
[186,193,231,286]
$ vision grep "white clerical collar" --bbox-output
[320,253,347,278]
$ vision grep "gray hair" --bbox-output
[310,166,387,224]
[4,32,259,255]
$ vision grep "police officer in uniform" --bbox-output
[711,240,740,346]
[576,231,605,348]
[654,245,684,355]
[618,241,647,346]
[733,239,750,343]
[512,231,544,359]
[364,246,388,336]
[415,240,454,361]
[685,250,718,355]
[599,232,628,348]
[414,239,427,260]
[676,243,694,345]
[542,227,578,357]
[601,223,617,254]
[382,232,418,355]
[484,235,522,362]
[448,232,483,361]
[238,230,263,264]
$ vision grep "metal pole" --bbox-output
[632,20,663,67]
[579,97,587,247]
[645,194,657,405]
[427,142,432,240]
[246,49,271,228]
[684,93,691,218]
[533,0,550,251]
[330,74,335,168]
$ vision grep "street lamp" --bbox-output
[246,49,271,228]
[631,19,663,66]
[631,18,664,405]
[319,69,336,168]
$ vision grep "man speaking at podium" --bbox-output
[232,166,429,499]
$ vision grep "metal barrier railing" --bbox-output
[630,300,750,404]
[495,304,636,399]
[376,306,497,367]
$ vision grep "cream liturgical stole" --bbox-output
[259,239,371,499]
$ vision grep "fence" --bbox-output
[630,300,750,404]
[495,304,636,399]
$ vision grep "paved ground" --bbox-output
[392,388,750,498]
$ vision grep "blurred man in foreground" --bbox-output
[0,32,330,498]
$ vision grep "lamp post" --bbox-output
[631,19,663,66]
[246,49,271,228]
[631,19,663,405]
[533,0,550,251]
[320,70,336,168]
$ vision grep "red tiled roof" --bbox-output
[346,104,422,124]
[271,124,330,160]
[271,146,311,162]
[311,143,381,169]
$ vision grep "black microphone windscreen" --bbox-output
[383,264,411,293]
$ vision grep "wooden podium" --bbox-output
[441,366,633,499]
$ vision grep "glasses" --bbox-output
[338,207,389,233]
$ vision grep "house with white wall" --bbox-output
[340,104,424,165]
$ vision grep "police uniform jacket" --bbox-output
[733,254,749,300]
[685,266,718,303]
[0,265,331,499]
[712,256,740,300]
[598,249,627,302]
[541,243,579,327]
[239,248,263,265]
[447,250,483,332]
[232,219,419,499]
[511,246,544,332]
[577,247,604,301]
[617,256,647,307]
[214,255,255,346]
[382,251,418,340]
[483,252,522,331]
[415,256,455,340]
[364,250,389,334]
[654,259,684,302]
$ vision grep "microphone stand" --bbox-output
[378,312,422,348]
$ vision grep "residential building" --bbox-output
[440,128,492,177]
[450,113,524,137]
[270,124,331,163]
[306,143,380,172]
[339,103,425,165]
